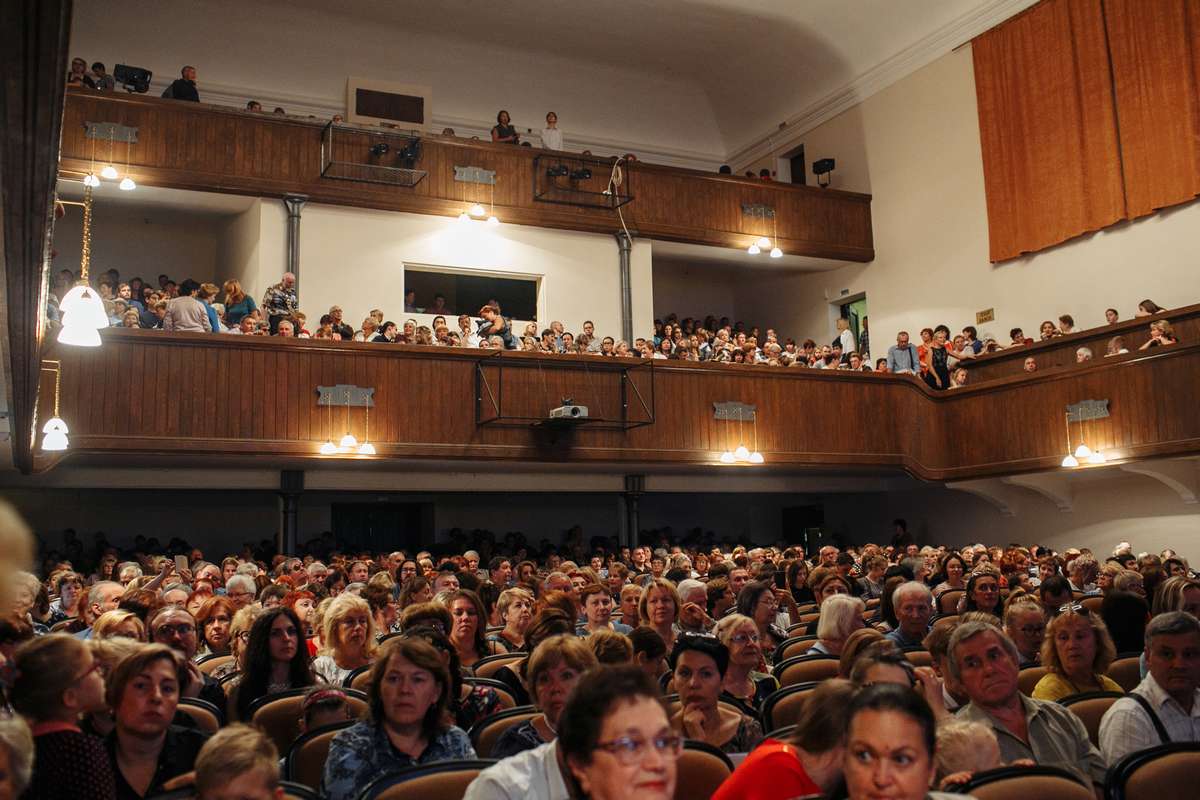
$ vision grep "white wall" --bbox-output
[250,202,653,343]
[53,202,223,286]
[749,45,1200,349]
[216,200,263,296]
[68,0,724,168]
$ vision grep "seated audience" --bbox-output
[885,581,933,649]
[639,578,681,652]
[713,613,779,709]
[312,593,377,685]
[322,638,475,800]
[488,586,534,652]
[228,606,315,721]
[843,683,947,800]
[1002,597,1046,667]
[669,634,763,753]
[193,724,281,800]
[807,594,865,656]
[1031,604,1121,700]
[447,588,502,668]
[491,634,596,758]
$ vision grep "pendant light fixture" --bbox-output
[39,361,69,452]
[733,408,751,462]
[749,409,764,463]
[118,135,136,190]
[747,207,763,255]
[357,395,376,455]
[1072,411,1092,460]
[58,183,109,347]
[318,390,337,454]
[1084,414,1105,464]
[100,129,118,180]
[1060,412,1078,468]
[769,207,783,258]
[486,177,500,226]
[83,133,101,187]
[719,406,736,463]
[338,388,359,450]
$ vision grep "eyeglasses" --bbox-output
[236,631,251,643]
[729,633,760,645]
[73,660,102,684]
[595,734,683,765]
[155,623,196,637]
[1017,624,1046,635]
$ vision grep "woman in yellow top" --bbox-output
[1031,604,1122,700]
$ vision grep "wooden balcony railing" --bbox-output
[35,330,1200,481]
[58,90,874,261]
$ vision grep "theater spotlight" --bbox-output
[370,142,390,157]
[113,64,152,94]
[569,167,593,181]
[546,164,570,178]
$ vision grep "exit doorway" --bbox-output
[838,296,869,358]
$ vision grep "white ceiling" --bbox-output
[274,0,1037,159]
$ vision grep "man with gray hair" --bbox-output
[676,579,712,633]
[1099,611,1200,763]
[949,621,1105,789]
[73,580,124,639]
[886,581,934,648]
[225,574,257,609]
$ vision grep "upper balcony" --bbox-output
[59,89,874,262]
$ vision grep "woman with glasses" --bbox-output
[211,605,261,680]
[734,581,787,663]
[957,568,1002,617]
[713,614,778,711]
[228,606,315,721]
[11,634,115,799]
[712,679,856,800]
[670,635,763,754]
[491,634,597,758]
[1031,605,1120,701]
[465,664,678,800]
[312,593,377,685]
[1001,597,1045,667]
[487,587,534,653]
[323,638,474,800]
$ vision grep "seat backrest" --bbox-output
[284,720,356,790]
[674,741,734,800]
[902,648,933,668]
[774,635,819,663]
[1017,666,1049,696]
[473,652,524,680]
[1058,691,1123,747]
[343,664,371,690]
[359,761,497,800]
[250,688,368,754]
[795,611,821,626]
[932,615,959,633]
[177,697,222,735]
[960,765,1094,800]
[279,779,320,800]
[1110,743,1200,800]
[1107,656,1143,692]
[468,705,538,758]
[773,654,839,688]
[938,590,964,615]
[465,677,517,710]
[760,682,819,731]
[1080,595,1104,615]
[196,654,235,676]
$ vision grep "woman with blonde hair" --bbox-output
[92,608,146,641]
[1151,575,1200,617]
[713,613,778,710]
[639,577,681,651]
[222,278,257,324]
[313,593,377,685]
[487,587,533,652]
[212,604,262,680]
[807,594,865,656]
[1140,318,1178,349]
[1032,606,1121,701]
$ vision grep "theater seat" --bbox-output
[283,720,355,790]
[1058,691,1123,747]
[760,681,820,731]
[465,677,518,710]
[249,688,368,754]
[196,654,235,676]
[176,697,222,734]
[343,664,371,692]
[675,740,734,800]
[1017,666,1049,696]
[938,590,964,615]
[1080,596,1104,615]
[772,654,839,688]
[902,648,933,667]
[1108,742,1200,800]
[1107,655,1143,692]
[280,779,321,800]
[953,765,1094,800]
[468,705,538,758]
[773,635,819,663]
[356,761,497,800]
[472,652,524,680]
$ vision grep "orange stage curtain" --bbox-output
[1104,0,1200,219]
[972,0,1127,262]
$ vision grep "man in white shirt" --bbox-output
[540,112,564,151]
[464,737,570,800]
[1099,611,1200,764]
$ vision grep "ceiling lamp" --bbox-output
[747,243,761,255]
[357,441,376,455]
[83,173,101,188]
[486,214,499,226]
[318,388,338,454]
[319,440,338,455]
[119,177,136,191]
[748,409,765,463]
[769,246,783,258]
[1073,442,1092,460]
[39,362,69,451]
[748,450,764,464]
[719,451,736,464]
[769,205,783,258]
[756,236,772,248]
[457,210,471,222]
[1087,450,1107,465]
[58,184,107,347]
[100,164,118,180]
[356,397,376,455]
[469,202,486,217]
[1061,454,1079,468]
[338,389,358,450]
[485,178,500,226]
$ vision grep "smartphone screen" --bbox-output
[175,555,188,574]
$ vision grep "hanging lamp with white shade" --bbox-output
[58,183,108,347]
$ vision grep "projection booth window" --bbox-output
[402,267,538,320]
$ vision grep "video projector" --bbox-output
[549,402,589,420]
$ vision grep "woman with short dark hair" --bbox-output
[322,638,475,800]
[843,684,945,800]
[669,634,763,754]
[734,581,786,660]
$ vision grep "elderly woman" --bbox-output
[49,570,85,625]
[194,595,236,658]
[322,638,475,800]
[447,589,502,669]
[713,613,778,710]
[1032,605,1121,700]
[12,634,114,799]
[735,581,787,661]
[107,643,209,799]
[487,587,534,652]
[807,594,866,656]
[712,679,856,800]
[843,684,944,800]
[229,607,316,722]
[491,634,598,759]
[639,578,681,652]
[669,634,764,754]
[92,609,147,641]
[0,715,33,799]
[312,593,377,685]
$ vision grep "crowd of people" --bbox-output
[4,509,1199,800]
[49,263,1178,390]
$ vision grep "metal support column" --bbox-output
[615,231,633,345]
[622,474,644,548]
[278,470,304,555]
[283,194,308,297]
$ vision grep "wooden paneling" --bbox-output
[963,302,1200,383]
[58,90,874,261]
[35,330,1200,481]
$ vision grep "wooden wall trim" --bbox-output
[35,330,1200,482]
[57,90,874,261]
